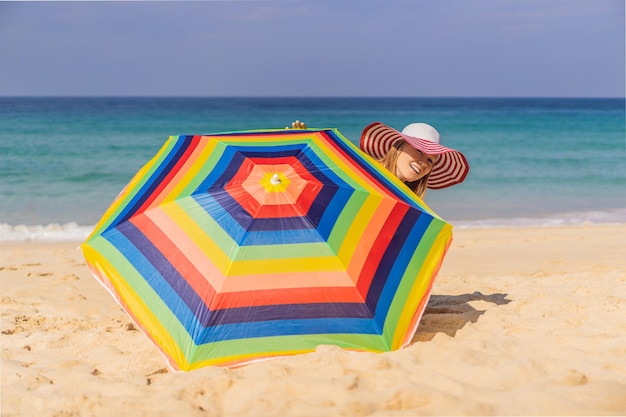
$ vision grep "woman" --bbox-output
[360,121,469,198]
[288,120,469,199]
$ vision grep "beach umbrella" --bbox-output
[81,128,453,371]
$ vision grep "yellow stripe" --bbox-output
[81,241,190,370]
[161,202,235,274]
[336,194,381,263]
[162,200,347,275]
[162,138,220,203]
[227,255,345,276]
[86,137,177,241]
[391,224,452,349]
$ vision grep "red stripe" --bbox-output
[130,213,217,308]
[211,286,365,309]
[320,130,399,202]
[136,135,201,214]
[356,202,409,297]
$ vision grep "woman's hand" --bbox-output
[285,120,307,129]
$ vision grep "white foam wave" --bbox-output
[452,208,626,229]
[0,223,93,243]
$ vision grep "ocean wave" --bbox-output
[452,208,626,229]
[1,208,625,243]
[0,223,93,243]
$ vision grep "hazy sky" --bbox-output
[1,0,624,97]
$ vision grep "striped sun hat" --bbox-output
[360,122,469,189]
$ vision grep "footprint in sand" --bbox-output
[0,266,19,271]
[26,272,55,277]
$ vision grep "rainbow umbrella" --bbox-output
[81,128,453,371]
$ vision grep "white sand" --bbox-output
[2,224,626,416]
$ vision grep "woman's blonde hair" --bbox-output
[377,140,430,199]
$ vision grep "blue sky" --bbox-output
[0,0,624,97]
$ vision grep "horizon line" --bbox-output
[1,95,624,100]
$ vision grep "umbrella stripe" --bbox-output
[209,286,365,309]
[372,212,436,328]
[205,302,373,326]
[130,212,218,305]
[319,130,403,200]
[166,138,228,201]
[391,224,452,348]
[149,136,220,208]
[134,135,202,214]
[87,136,181,239]
[356,203,410,297]
[195,317,382,345]
[194,193,328,246]
[334,191,384,264]
[82,239,192,370]
[107,136,197,231]
[190,332,390,369]
[345,196,397,280]
[366,208,429,314]
[113,221,210,328]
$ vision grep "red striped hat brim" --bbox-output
[360,122,469,189]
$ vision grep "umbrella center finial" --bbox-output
[270,173,281,185]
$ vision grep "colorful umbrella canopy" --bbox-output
[81,128,453,371]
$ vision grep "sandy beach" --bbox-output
[2,224,626,416]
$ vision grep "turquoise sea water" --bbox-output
[1,97,624,241]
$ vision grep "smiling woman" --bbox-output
[359,122,470,199]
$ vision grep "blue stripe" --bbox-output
[105,135,193,233]
[373,211,433,325]
[325,129,418,207]
[192,192,326,245]
[197,317,381,344]
[104,223,207,342]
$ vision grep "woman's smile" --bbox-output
[395,146,436,183]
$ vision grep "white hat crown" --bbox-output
[401,123,440,144]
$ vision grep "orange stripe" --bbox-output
[211,286,365,309]
[218,269,355,292]
[147,136,208,209]
[144,207,228,291]
[346,197,397,283]
[130,213,217,306]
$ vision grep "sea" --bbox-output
[1,97,624,242]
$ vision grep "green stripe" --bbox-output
[89,235,194,362]
[90,137,180,237]
[190,332,390,368]
[176,199,336,260]
[381,218,450,343]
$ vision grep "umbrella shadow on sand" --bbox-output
[412,292,511,342]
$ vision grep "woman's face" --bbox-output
[395,144,437,183]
